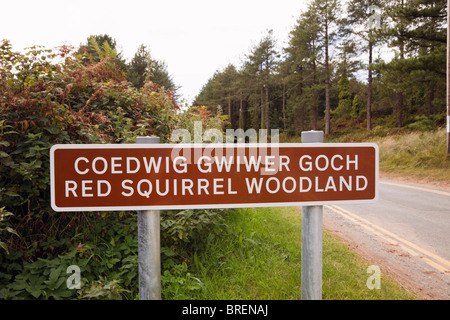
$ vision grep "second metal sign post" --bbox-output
[136,136,161,300]
[301,130,324,300]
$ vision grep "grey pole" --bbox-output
[301,130,323,300]
[136,136,161,300]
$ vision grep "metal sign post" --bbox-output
[301,130,324,300]
[136,136,161,300]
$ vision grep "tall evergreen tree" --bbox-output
[347,0,384,130]
[284,7,323,131]
[244,30,279,131]
[380,0,446,126]
[147,59,177,92]
[128,44,151,89]
[309,0,341,135]
[80,34,127,71]
[127,44,177,92]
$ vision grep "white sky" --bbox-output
[1,0,308,105]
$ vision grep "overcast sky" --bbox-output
[1,0,308,104]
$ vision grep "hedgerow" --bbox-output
[0,40,227,299]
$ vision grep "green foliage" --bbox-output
[0,39,179,210]
[80,277,130,300]
[161,209,227,252]
[0,206,226,299]
[1,254,75,300]
[193,0,446,136]
[79,34,127,71]
[127,44,151,89]
[0,39,229,299]
[0,212,138,300]
[332,73,352,118]
[0,40,180,258]
[172,105,228,143]
[351,94,362,118]
[0,207,19,254]
[127,44,177,92]
[161,261,203,300]
[193,30,280,131]
[407,115,435,131]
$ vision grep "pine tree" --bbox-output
[380,0,446,126]
[284,6,323,131]
[347,0,384,130]
[334,71,352,117]
[127,44,177,92]
[80,34,127,71]
[299,0,342,135]
[243,30,279,131]
[127,44,151,89]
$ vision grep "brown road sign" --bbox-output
[50,143,378,212]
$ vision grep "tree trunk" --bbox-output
[324,18,331,136]
[367,40,373,131]
[239,91,244,129]
[260,87,264,129]
[299,104,305,133]
[265,82,269,133]
[426,84,435,116]
[311,61,318,130]
[282,83,286,131]
[228,98,232,128]
[395,17,405,129]
[298,65,305,132]
[396,92,403,128]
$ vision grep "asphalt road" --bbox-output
[323,178,450,299]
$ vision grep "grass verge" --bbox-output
[185,207,416,300]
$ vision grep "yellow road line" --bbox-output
[327,205,450,273]
[380,181,450,197]
[397,243,419,257]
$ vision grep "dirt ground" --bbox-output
[322,172,450,300]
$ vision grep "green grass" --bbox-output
[186,207,416,300]
[166,127,443,300]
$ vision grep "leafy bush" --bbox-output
[0,40,228,299]
[407,115,435,131]
[0,40,178,230]
[161,209,227,250]
[0,212,137,299]
[161,261,204,300]
[0,207,18,254]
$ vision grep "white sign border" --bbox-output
[50,143,379,212]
